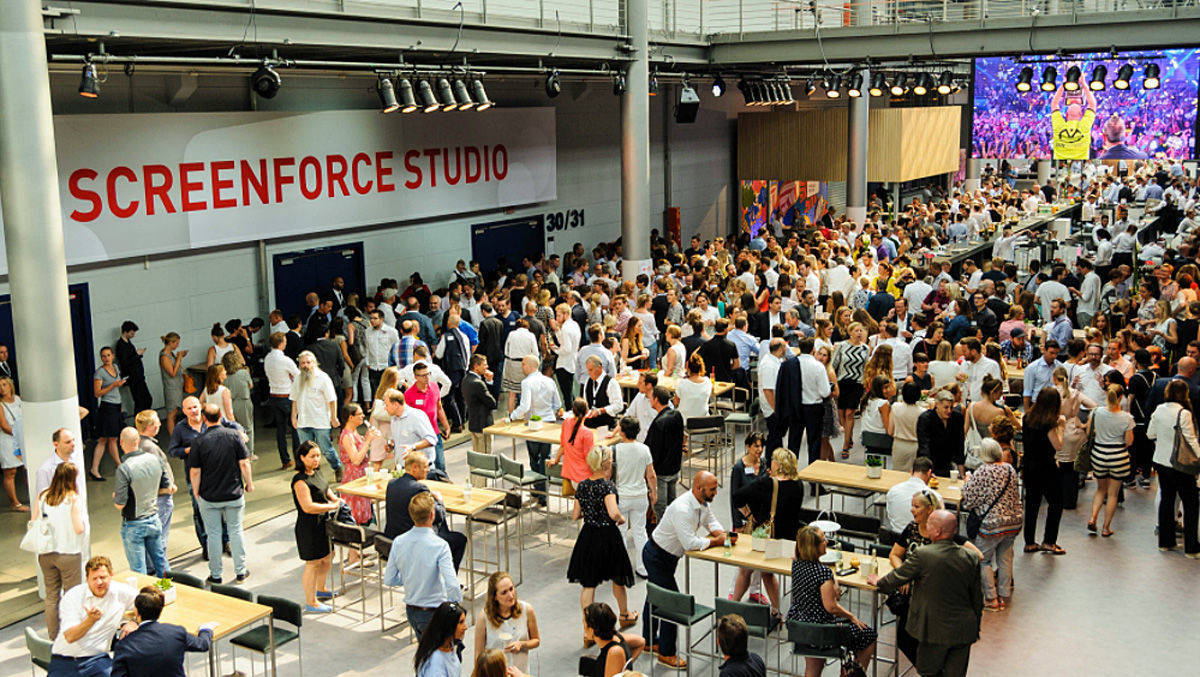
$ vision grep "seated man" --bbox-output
[883,456,941,537]
[383,492,462,637]
[49,556,137,677]
[717,613,766,677]
[383,450,467,570]
[111,587,215,677]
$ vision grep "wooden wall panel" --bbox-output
[738,106,961,183]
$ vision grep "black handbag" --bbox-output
[966,467,1013,540]
[860,430,893,454]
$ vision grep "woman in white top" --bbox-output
[0,377,25,511]
[860,375,894,457]
[199,364,235,424]
[887,382,925,472]
[661,325,686,378]
[673,353,713,420]
[475,571,540,670]
[34,461,87,640]
[205,322,234,367]
[368,367,400,471]
[928,341,961,391]
[611,416,656,579]
[1146,380,1200,556]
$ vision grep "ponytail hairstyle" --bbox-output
[569,397,588,444]
[210,323,225,339]
[686,352,707,377]
[1105,382,1124,408]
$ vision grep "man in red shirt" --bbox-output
[404,363,451,472]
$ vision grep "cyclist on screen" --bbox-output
[1050,73,1097,160]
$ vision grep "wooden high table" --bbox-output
[684,540,895,677]
[615,372,735,398]
[798,460,964,505]
[121,572,274,677]
[334,476,513,618]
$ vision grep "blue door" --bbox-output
[272,242,366,320]
[471,215,545,275]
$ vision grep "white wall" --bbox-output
[6,71,736,404]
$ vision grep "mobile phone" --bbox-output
[835,566,859,577]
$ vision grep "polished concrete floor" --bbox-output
[0,429,1197,676]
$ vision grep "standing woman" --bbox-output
[291,440,342,613]
[960,439,1022,611]
[338,403,380,526]
[200,364,235,424]
[329,317,357,406]
[33,462,86,640]
[222,350,256,455]
[205,322,234,368]
[888,382,925,473]
[620,317,649,371]
[674,354,713,421]
[730,448,806,616]
[928,341,960,390]
[474,571,540,671]
[1087,384,1134,537]
[831,322,870,458]
[1053,365,1095,511]
[1147,379,1200,556]
[552,399,594,491]
[90,346,126,481]
[368,367,400,471]
[159,333,187,434]
[415,602,468,677]
[661,325,686,378]
[0,377,25,511]
[1022,386,1068,555]
[860,375,895,460]
[815,345,841,461]
[567,447,638,641]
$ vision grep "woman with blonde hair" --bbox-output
[368,366,400,470]
[831,306,853,343]
[998,305,1027,343]
[0,377,24,511]
[674,353,712,420]
[661,325,686,378]
[1053,365,1095,510]
[929,341,959,390]
[33,462,86,639]
[567,446,637,639]
[159,332,187,433]
[221,349,255,453]
[1086,383,1134,537]
[861,344,893,391]
[474,571,540,671]
[730,448,805,616]
[1148,299,1178,352]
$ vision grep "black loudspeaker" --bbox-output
[674,83,700,123]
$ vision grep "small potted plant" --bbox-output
[751,525,770,552]
[865,455,884,479]
[155,577,177,605]
[527,414,544,431]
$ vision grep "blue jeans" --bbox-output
[976,532,1016,601]
[406,605,436,638]
[186,476,227,555]
[431,437,446,473]
[298,427,341,472]
[646,340,659,369]
[195,496,247,580]
[642,540,681,657]
[121,515,166,578]
[49,653,112,676]
[154,495,174,553]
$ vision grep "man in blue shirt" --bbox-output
[1023,340,1062,409]
[1045,298,1073,351]
[383,491,461,637]
[726,316,760,388]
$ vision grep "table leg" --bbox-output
[208,643,217,677]
[269,616,277,676]
[466,515,477,621]
[684,555,691,595]
[871,590,879,677]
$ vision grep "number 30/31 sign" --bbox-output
[545,209,585,231]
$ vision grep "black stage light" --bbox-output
[1144,63,1160,89]
[251,63,282,99]
[1064,65,1081,91]
[1114,64,1133,90]
[869,72,887,97]
[937,70,954,95]
[79,62,100,98]
[1040,66,1057,92]
[913,73,932,96]
[649,73,659,96]
[712,74,726,97]
[847,73,863,98]
[545,69,561,98]
[825,74,841,98]
[1089,65,1107,91]
[891,73,908,96]
[1015,66,1034,92]
[612,71,627,96]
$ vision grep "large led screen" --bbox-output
[972,49,1199,160]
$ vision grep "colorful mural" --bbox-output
[740,180,830,236]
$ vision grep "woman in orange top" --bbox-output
[552,398,595,489]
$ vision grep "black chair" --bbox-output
[210,582,255,603]
[835,513,882,549]
[164,570,205,589]
[870,542,893,560]
[326,520,380,622]
[230,594,303,677]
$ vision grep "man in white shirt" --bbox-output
[509,355,564,504]
[267,309,288,337]
[884,457,939,534]
[552,302,581,403]
[825,258,852,303]
[625,372,659,443]
[580,355,625,430]
[758,339,785,424]
[290,350,340,476]
[1071,259,1102,327]
[797,338,832,464]
[902,273,933,317]
[49,555,137,675]
[1034,268,1071,323]
[383,389,438,461]
[503,318,542,411]
[575,323,617,381]
[957,338,1002,403]
[362,309,399,395]
[641,472,725,670]
[398,345,452,392]
[1073,343,1113,405]
[377,289,398,328]
[263,332,300,469]
[992,226,1027,261]
[878,322,913,381]
[36,427,88,500]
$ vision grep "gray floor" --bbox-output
[0,431,1197,677]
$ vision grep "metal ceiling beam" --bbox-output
[709,9,1200,65]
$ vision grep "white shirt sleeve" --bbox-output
[604,378,625,417]
[511,379,532,420]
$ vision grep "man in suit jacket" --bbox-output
[0,343,17,393]
[645,385,684,518]
[382,452,466,569]
[115,321,153,413]
[111,586,213,677]
[462,354,497,453]
[768,351,803,466]
[307,321,345,408]
[868,510,983,677]
[756,296,786,341]
[284,316,304,361]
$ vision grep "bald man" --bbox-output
[643,471,726,670]
[868,510,982,677]
[1147,356,1200,414]
[509,354,563,504]
[113,427,171,577]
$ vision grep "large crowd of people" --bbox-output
[20,156,1200,676]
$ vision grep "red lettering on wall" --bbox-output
[68,168,102,223]
[464,147,481,184]
[241,159,270,206]
[211,161,236,209]
[351,153,373,194]
[492,145,508,181]
[483,145,490,182]
[299,156,322,200]
[272,157,296,203]
[404,149,423,189]
[326,154,349,198]
[375,151,395,193]
[143,164,176,215]
[179,162,207,212]
[423,148,440,188]
[106,166,139,219]
[443,147,462,185]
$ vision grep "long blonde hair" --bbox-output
[374,366,400,401]
[41,462,79,507]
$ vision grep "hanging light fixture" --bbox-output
[912,73,931,96]
[712,73,726,97]
[78,61,100,98]
[648,73,659,96]
[825,74,842,98]
[1040,66,1058,92]
[1113,64,1133,90]
[869,72,887,97]
[890,73,908,96]
[470,79,493,110]
[436,77,457,110]
[417,78,440,112]
[1015,66,1034,92]
[1089,65,1108,91]
[396,78,419,112]
[250,62,282,99]
[847,73,863,98]
[545,69,561,98]
[937,71,954,95]
[376,76,399,113]
[453,79,474,110]
[1064,66,1082,91]
[1143,63,1161,89]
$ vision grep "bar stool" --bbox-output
[646,583,715,676]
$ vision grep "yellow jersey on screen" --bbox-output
[1051,109,1095,160]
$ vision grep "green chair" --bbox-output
[24,626,50,675]
[467,450,503,488]
[714,597,781,673]
[786,619,842,673]
[499,453,550,547]
[210,582,255,603]
[230,594,303,677]
[164,569,205,589]
[646,582,715,676]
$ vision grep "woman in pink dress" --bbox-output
[338,403,379,526]
[552,398,595,490]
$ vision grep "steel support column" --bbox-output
[846,68,869,230]
[621,0,652,280]
[965,157,982,192]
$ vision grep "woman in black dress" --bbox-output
[291,440,342,613]
[583,602,644,677]
[1022,386,1068,555]
[568,447,638,643]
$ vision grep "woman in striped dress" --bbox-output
[831,322,870,458]
[1087,383,1134,537]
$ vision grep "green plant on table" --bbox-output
[865,455,884,468]
[154,578,173,591]
[752,525,770,539]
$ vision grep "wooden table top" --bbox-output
[484,420,620,447]
[335,476,506,516]
[686,540,893,592]
[798,460,963,503]
[615,373,735,397]
[120,572,271,640]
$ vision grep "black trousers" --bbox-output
[266,397,297,465]
[128,378,153,414]
[368,368,385,402]
[441,528,468,571]
[765,413,787,464]
[445,369,466,428]
[1024,463,1063,546]
[1058,461,1079,510]
[1155,463,1200,554]
[555,368,575,404]
[1132,425,1153,478]
[800,403,824,464]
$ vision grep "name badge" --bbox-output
[414,399,424,406]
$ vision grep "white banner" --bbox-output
[0,108,557,272]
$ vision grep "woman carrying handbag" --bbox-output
[730,448,805,618]
[25,462,87,640]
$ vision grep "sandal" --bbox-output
[619,611,639,629]
[983,600,1002,612]
[1102,529,1114,538]
[841,450,851,459]
[1023,544,1041,553]
[1041,544,1067,555]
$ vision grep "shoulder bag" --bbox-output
[1171,409,1200,475]
[1074,414,1096,474]
[964,403,985,471]
[745,478,779,537]
[19,498,53,554]
[966,467,1013,540]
